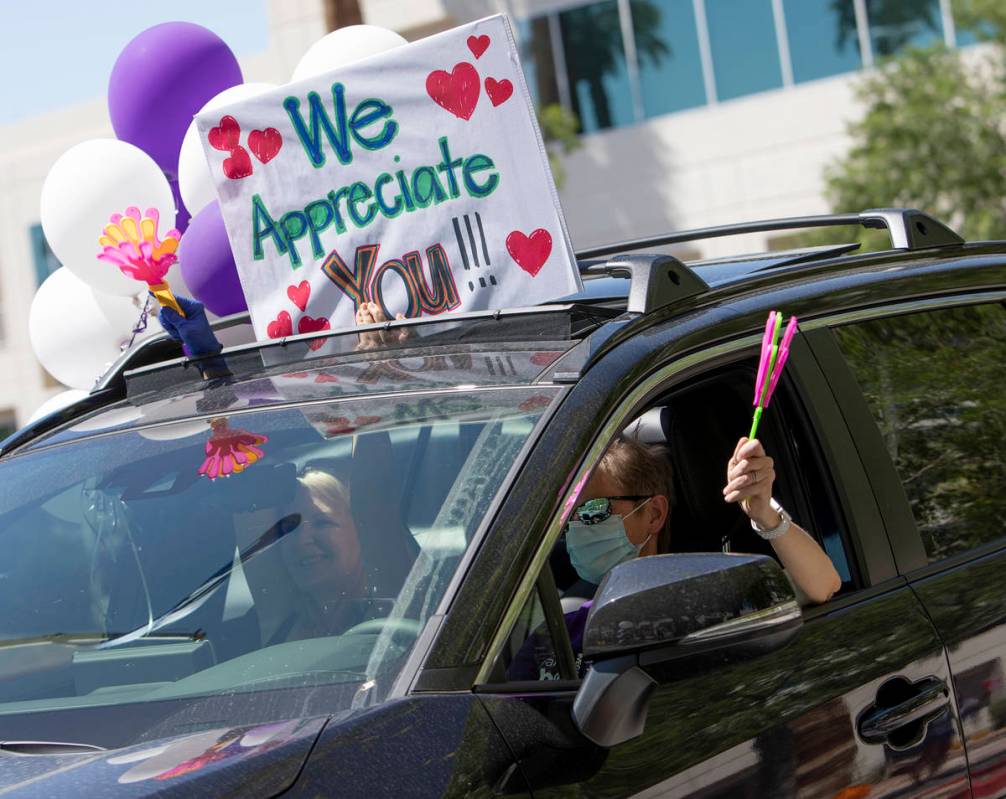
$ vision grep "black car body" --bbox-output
[1,209,1004,797]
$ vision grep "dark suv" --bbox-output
[1,209,1004,798]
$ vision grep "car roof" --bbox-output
[5,208,1002,457]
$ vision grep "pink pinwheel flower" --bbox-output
[97,206,181,286]
[199,418,269,480]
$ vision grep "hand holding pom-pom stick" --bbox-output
[199,418,269,480]
[750,311,798,440]
[97,206,185,316]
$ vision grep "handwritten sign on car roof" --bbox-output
[198,14,581,344]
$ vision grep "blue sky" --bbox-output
[1,1,270,124]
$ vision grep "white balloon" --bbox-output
[29,268,148,390]
[292,25,407,83]
[28,389,89,425]
[40,139,176,297]
[177,82,277,215]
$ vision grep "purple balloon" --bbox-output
[109,22,242,177]
[179,201,247,316]
[169,178,190,234]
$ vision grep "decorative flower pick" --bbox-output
[750,311,798,440]
[97,206,186,317]
[199,418,269,480]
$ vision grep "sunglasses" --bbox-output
[571,495,651,525]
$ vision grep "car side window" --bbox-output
[832,303,1006,563]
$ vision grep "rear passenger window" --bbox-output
[833,303,1006,563]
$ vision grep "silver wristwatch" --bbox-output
[751,498,792,540]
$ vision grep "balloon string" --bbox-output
[122,295,152,353]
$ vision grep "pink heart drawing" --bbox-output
[426,62,480,120]
[467,34,490,59]
[208,115,241,151]
[298,314,331,350]
[506,229,552,276]
[485,77,513,107]
[267,310,293,339]
[248,127,282,164]
[287,280,310,312]
[222,146,253,180]
[314,373,340,383]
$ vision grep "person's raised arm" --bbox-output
[722,437,841,604]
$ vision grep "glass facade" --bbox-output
[636,0,706,116]
[706,0,782,101]
[30,223,60,289]
[559,1,635,132]
[866,0,943,58]
[784,0,863,83]
[516,0,971,135]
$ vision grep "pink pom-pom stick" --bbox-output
[753,311,779,407]
[764,316,799,407]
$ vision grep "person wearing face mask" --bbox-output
[509,434,842,680]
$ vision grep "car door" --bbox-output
[476,327,971,798]
[820,296,1006,798]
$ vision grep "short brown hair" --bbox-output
[597,435,675,553]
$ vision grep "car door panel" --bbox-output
[911,550,1006,798]
[482,585,969,798]
[289,695,530,797]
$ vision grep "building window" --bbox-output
[516,17,560,109]
[634,0,707,116]
[559,1,636,132]
[30,223,60,288]
[705,0,783,101]
[867,0,944,57]
[0,410,16,440]
[784,0,863,83]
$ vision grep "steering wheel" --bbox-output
[342,616,423,638]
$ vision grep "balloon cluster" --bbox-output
[28,21,407,419]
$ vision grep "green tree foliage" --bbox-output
[792,3,1006,249]
[538,104,582,188]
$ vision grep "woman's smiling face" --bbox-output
[282,481,362,594]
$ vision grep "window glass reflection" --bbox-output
[516,16,560,109]
[834,304,1006,563]
[634,0,706,116]
[559,0,635,132]
[784,0,862,83]
[866,0,943,57]
[705,0,783,101]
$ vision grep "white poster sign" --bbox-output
[198,14,581,343]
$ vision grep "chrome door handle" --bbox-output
[858,676,949,745]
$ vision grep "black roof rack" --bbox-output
[575,208,965,260]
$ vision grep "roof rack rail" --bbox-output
[575,208,965,260]
[578,254,709,314]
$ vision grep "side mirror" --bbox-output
[572,553,801,747]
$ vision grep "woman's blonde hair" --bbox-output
[298,468,351,515]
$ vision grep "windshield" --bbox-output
[0,386,557,749]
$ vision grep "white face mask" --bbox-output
[565,498,652,584]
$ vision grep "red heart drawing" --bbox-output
[530,351,560,366]
[267,310,293,339]
[485,77,513,107]
[426,62,480,120]
[353,415,381,427]
[298,314,331,350]
[287,280,310,312]
[208,115,241,151]
[324,417,354,436]
[248,127,282,164]
[506,229,552,276]
[519,395,553,412]
[283,372,309,379]
[223,146,253,180]
[314,373,340,383]
[467,34,490,59]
